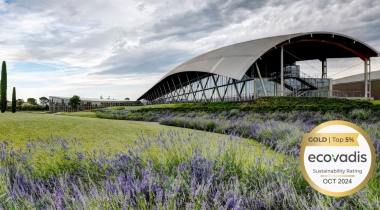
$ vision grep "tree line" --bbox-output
[1,61,50,113]
[1,61,131,113]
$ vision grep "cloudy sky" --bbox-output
[0,0,379,102]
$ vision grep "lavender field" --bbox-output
[2,128,379,209]
[2,106,380,209]
[96,108,380,156]
[33,107,374,209]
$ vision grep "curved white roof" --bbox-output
[159,32,379,82]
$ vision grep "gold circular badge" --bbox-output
[300,120,376,197]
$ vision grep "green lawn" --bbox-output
[0,112,180,150]
[0,112,288,169]
[0,111,313,209]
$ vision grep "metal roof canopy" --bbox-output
[138,32,379,100]
[333,70,380,85]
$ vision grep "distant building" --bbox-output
[49,96,142,113]
[333,70,380,100]
[6,101,29,106]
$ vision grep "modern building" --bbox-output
[333,70,380,99]
[7,101,29,106]
[137,32,379,104]
[49,96,142,113]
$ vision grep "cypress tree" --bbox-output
[12,87,16,113]
[1,61,6,113]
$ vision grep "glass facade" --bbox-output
[145,65,332,104]
[48,97,142,113]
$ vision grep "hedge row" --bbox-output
[135,97,380,114]
[5,105,49,111]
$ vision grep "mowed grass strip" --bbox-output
[88,104,178,112]
[59,111,97,118]
[123,104,178,110]
[60,104,182,118]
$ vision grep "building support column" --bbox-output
[172,79,179,103]
[212,75,222,101]
[239,80,246,99]
[321,59,327,78]
[147,93,151,105]
[364,58,371,98]
[151,90,156,104]
[369,58,371,98]
[158,85,165,103]
[177,75,186,102]
[150,93,154,104]
[155,89,161,104]
[253,78,257,99]
[364,58,368,98]
[280,46,284,96]
[196,73,208,102]
[329,78,333,97]
[255,62,268,96]
[164,84,169,102]
[152,90,157,104]
[166,81,174,103]
[171,77,181,102]
[222,78,231,101]
[209,75,219,102]
[233,79,242,101]
[185,73,196,102]
[202,76,210,101]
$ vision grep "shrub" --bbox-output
[349,109,372,121]
[6,104,48,111]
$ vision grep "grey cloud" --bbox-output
[21,33,73,60]
[92,47,194,75]
[268,0,300,6]
[93,0,380,77]
[358,0,379,9]
[345,21,380,46]
[315,0,330,10]
[72,28,119,49]
[1,0,380,99]
[141,0,268,43]
[137,3,145,11]
[0,37,14,44]
[360,13,379,23]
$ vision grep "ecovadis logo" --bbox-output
[300,120,375,197]
[308,151,367,163]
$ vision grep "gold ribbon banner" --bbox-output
[301,133,359,146]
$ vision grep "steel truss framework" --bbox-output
[145,73,257,104]
[143,66,330,104]
[145,77,330,104]
[143,54,334,104]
